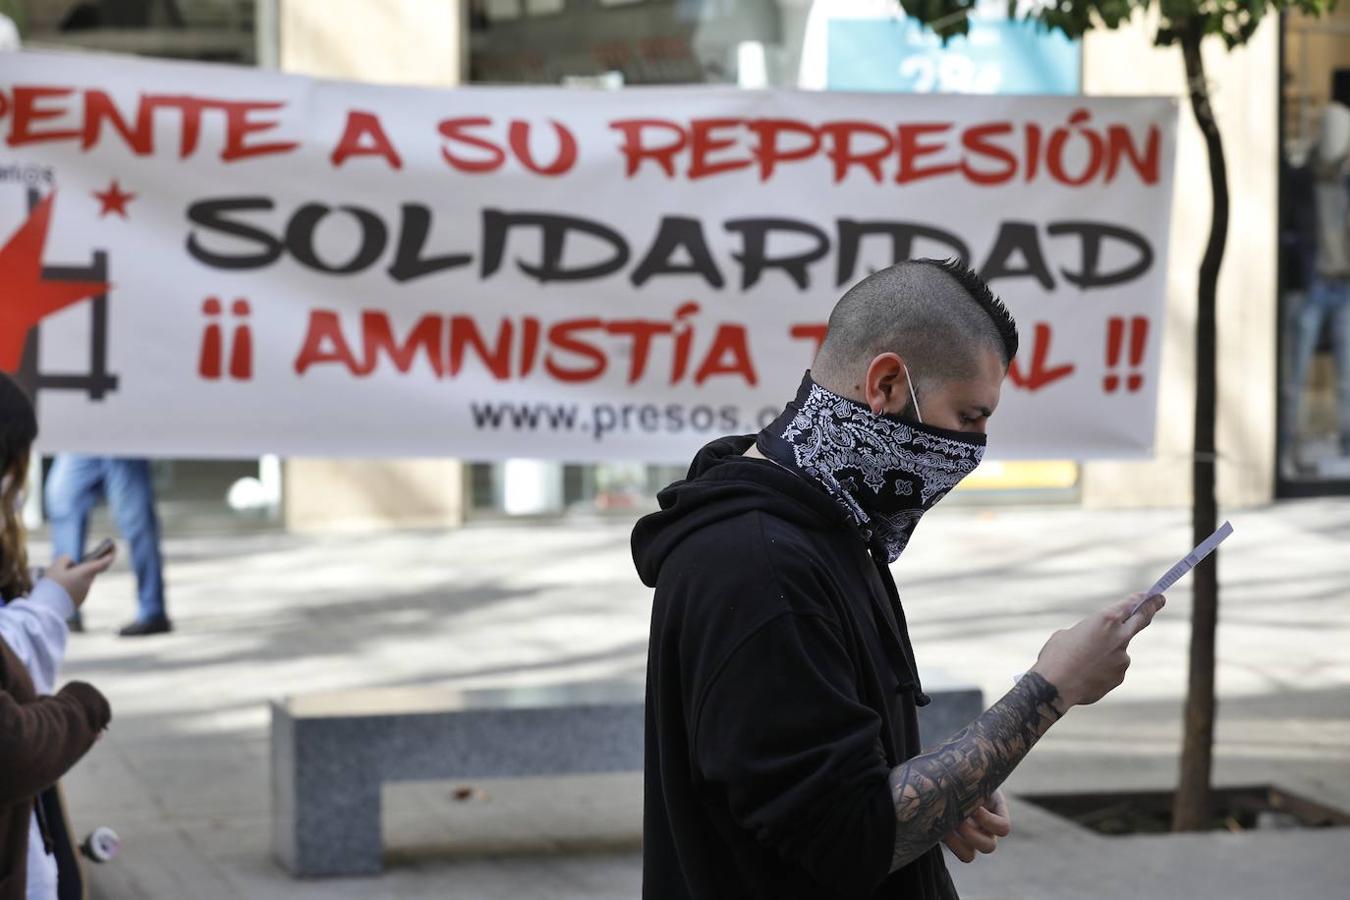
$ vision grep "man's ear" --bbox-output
[864,353,907,414]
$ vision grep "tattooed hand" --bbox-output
[887,593,1166,873]
[942,790,1011,864]
[887,672,1060,872]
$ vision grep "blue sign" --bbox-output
[827,18,1080,95]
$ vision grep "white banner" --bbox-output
[0,51,1176,462]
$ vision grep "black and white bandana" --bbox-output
[756,372,986,562]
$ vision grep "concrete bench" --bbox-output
[271,675,983,878]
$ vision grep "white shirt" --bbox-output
[0,579,76,900]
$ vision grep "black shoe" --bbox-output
[118,616,172,637]
[67,612,84,633]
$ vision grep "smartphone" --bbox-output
[80,538,116,564]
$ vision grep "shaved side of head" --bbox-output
[812,258,1019,396]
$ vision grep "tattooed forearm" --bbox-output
[887,672,1063,872]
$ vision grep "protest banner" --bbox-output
[0,50,1176,461]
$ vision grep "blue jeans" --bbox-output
[44,456,167,621]
[1283,277,1350,455]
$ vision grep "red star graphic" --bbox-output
[0,193,110,372]
[93,179,135,218]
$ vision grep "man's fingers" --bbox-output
[942,833,976,864]
[1107,593,1144,620]
[985,789,1011,821]
[1121,594,1166,639]
[956,819,998,854]
[972,806,1012,837]
[51,554,74,570]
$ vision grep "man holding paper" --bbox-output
[634,259,1168,899]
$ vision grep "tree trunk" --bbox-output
[1172,25,1228,833]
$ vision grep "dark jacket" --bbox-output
[634,436,958,900]
[0,637,110,900]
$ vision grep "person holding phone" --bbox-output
[0,373,114,900]
[44,454,170,637]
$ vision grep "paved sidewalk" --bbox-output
[46,498,1350,898]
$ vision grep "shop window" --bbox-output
[1278,7,1350,493]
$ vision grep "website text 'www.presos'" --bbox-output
[470,400,780,441]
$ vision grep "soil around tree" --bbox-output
[1021,785,1350,836]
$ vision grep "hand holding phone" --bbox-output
[81,538,116,564]
[48,542,118,610]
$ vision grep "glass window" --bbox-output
[486,0,524,22]
[22,0,256,64]
[1278,7,1350,493]
[526,0,566,14]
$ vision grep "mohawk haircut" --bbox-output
[812,258,1020,392]
[923,258,1018,362]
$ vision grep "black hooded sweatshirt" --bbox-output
[633,436,959,900]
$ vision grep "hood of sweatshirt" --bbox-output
[631,434,857,588]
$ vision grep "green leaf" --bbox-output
[899,0,976,40]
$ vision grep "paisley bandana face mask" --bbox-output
[756,371,986,562]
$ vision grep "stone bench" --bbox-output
[271,675,983,878]
[912,669,986,753]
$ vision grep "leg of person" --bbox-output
[104,458,171,636]
[1279,291,1311,474]
[1286,284,1331,472]
[43,455,106,632]
[1330,278,1350,455]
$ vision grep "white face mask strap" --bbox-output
[902,362,923,424]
